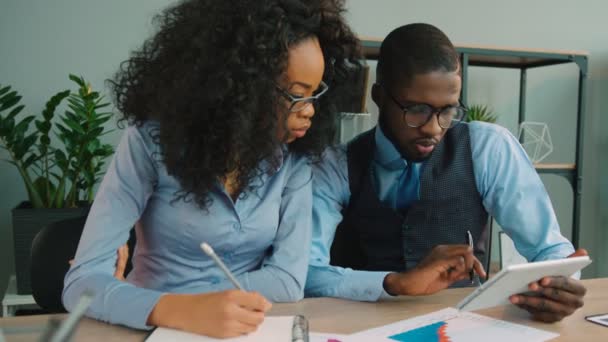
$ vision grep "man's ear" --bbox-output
[371,82,382,107]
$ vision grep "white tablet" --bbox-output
[456,256,592,311]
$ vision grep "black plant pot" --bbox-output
[11,201,90,294]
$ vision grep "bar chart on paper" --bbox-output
[388,321,450,342]
[349,308,558,342]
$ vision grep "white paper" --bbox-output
[348,308,558,342]
[309,332,351,342]
[146,316,294,342]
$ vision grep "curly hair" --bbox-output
[109,0,361,208]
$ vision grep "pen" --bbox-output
[200,242,244,290]
[466,230,474,283]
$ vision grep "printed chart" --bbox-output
[349,308,558,342]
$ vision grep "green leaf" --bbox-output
[54,180,66,208]
[54,149,67,163]
[35,119,52,134]
[13,145,26,160]
[0,90,18,104]
[86,92,100,100]
[22,133,38,150]
[4,116,15,131]
[42,90,70,121]
[13,115,35,137]
[55,123,71,136]
[0,86,11,97]
[94,102,111,110]
[64,108,82,123]
[40,135,50,145]
[67,98,87,115]
[69,74,85,87]
[6,104,25,120]
[87,139,100,153]
[0,93,22,112]
[22,153,40,168]
[62,117,85,134]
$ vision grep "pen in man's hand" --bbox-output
[466,230,474,283]
[200,242,244,290]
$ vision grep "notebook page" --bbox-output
[147,316,294,342]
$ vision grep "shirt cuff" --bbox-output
[93,282,165,330]
[342,270,391,301]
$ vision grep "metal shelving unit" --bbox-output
[360,38,588,248]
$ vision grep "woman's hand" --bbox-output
[147,290,272,338]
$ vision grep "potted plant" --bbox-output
[0,75,115,294]
[465,104,498,123]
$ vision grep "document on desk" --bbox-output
[347,308,558,342]
[146,316,303,342]
[309,332,351,342]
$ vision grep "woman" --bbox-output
[62,0,360,338]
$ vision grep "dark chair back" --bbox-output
[30,216,135,313]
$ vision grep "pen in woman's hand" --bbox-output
[200,242,244,290]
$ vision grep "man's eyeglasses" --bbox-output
[277,81,329,113]
[383,86,467,129]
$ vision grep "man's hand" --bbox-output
[383,245,486,296]
[147,290,272,338]
[510,249,588,323]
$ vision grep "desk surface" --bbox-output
[1,278,606,341]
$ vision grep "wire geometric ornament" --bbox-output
[517,122,553,163]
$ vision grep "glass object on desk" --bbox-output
[339,112,373,143]
[518,122,553,163]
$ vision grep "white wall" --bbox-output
[0,0,606,298]
[0,0,171,298]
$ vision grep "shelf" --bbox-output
[534,163,575,171]
[534,163,576,183]
[359,37,588,69]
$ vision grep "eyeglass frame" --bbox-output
[381,84,467,129]
[276,80,329,113]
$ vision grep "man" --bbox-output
[305,23,587,323]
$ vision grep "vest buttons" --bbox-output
[402,222,410,230]
[406,248,413,254]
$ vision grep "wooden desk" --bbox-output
[1,278,606,341]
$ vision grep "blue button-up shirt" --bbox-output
[306,121,575,300]
[63,122,312,330]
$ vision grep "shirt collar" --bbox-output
[374,125,408,170]
[271,143,288,173]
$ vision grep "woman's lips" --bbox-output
[291,126,309,138]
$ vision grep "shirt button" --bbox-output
[233,223,240,230]
[402,222,409,230]
[406,248,413,254]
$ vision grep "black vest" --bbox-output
[330,124,489,273]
